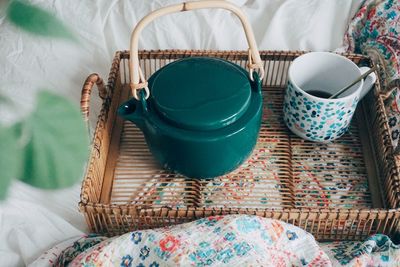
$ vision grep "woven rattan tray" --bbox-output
[80,50,400,241]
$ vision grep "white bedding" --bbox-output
[0,0,363,266]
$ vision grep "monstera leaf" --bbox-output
[0,124,21,199]
[6,0,74,40]
[19,91,89,189]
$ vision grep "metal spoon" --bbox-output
[329,66,377,99]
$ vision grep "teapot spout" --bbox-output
[117,98,146,129]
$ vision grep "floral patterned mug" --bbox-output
[283,52,376,142]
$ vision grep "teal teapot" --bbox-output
[118,1,264,178]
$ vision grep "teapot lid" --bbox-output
[148,57,252,131]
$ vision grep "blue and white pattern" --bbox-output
[283,81,358,142]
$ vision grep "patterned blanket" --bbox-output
[31,215,400,267]
[339,0,400,151]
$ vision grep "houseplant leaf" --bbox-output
[19,91,89,189]
[6,0,74,40]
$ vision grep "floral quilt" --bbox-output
[31,215,400,267]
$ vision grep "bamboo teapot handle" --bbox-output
[129,0,264,100]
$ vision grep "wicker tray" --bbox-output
[80,50,400,241]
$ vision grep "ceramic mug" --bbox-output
[283,52,377,142]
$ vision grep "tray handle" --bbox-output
[80,73,108,123]
[129,0,264,100]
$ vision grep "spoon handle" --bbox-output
[329,66,377,99]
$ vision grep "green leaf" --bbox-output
[6,0,74,40]
[19,91,89,189]
[0,124,21,199]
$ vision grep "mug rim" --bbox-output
[288,52,363,102]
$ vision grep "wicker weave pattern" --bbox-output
[80,50,400,241]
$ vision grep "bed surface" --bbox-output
[0,0,363,265]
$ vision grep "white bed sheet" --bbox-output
[0,0,363,266]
